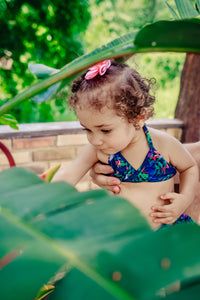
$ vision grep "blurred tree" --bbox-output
[164,0,200,142]
[175,53,200,142]
[0,0,90,122]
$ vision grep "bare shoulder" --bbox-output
[148,127,196,170]
[148,127,179,150]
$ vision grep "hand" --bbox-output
[90,161,121,194]
[150,192,188,225]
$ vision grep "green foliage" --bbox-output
[0,113,18,129]
[85,0,158,51]
[1,167,200,299]
[0,3,200,298]
[2,0,199,124]
[131,52,186,118]
[84,0,185,120]
[0,0,90,122]
[162,0,180,19]
[169,0,199,18]
[1,18,200,120]
[83,0,200,120]
[1,0,199,124]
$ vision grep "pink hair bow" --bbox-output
[85,60,111,80]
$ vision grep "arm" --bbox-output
[151,135,199,224]
[52,144,98,186]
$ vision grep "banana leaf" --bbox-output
[197,0,200,12]
[163,0,200,19]
[162,0,180,19]
[1,167,200,300]
[174,0,199,18]
[28,63,61,102]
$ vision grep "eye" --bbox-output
[82,128,92,133]
[101,129,111,134]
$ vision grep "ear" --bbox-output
[137,108,148,128]
[137,118,145,128]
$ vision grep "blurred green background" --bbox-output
[0,0,187,123]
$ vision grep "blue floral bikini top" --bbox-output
[108,125,177,183]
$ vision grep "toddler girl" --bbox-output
[53,60,198,229]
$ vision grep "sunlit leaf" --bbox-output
[0,114,19,129]
[174,0,199,18]
[40,164,61,182]
[35,284,55,300]
[197,0,200,12]
[162,0,180,19]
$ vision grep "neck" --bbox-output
[121,126,146,156]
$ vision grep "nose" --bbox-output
[89,134,103,147]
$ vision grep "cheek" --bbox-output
[118,127,135,144]
[86,133,92,143]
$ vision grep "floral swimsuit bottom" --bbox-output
[108,125,194,226]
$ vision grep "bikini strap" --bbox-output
[143,125,155,150]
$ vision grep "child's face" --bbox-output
[76,106,138,155]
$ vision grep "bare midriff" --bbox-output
[119,178,175,229]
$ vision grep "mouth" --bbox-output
[97,147,107,152]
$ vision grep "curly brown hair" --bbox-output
[69,62,156,127]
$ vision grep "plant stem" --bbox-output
[0,141,16,167]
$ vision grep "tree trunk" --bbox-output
[175,53,200,143]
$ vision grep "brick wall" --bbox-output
[0,120,183,191]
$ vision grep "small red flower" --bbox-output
[85,60,111,80]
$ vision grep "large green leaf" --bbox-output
[134,19,200,52]
[0,209,66,300]
[0,168,148,300]
[48,223,200,300]
[1,168,200,299]
[1,18,200,114]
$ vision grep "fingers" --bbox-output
[151,205,168,212]
[108,186,121,194]
[90,170,120,186]
[160,193,176,200]
[150,211,171,218]
[150,211,174,224]
[112,186,121,194]
[92,162,114,175]
[153,217,173,225]
[151,211,171,223]
[90,170,121,193]
[150,205,174,224]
